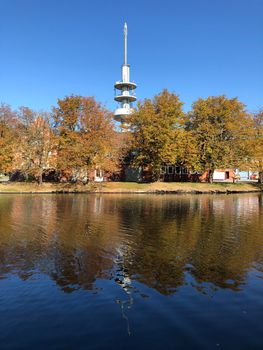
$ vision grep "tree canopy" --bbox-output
[188,95,253,181]
[53,95,122,180]
[0,104,19,173]
[130,90,192,178]
[0,91,262,183]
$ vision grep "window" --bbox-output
[96,169,102,178]
[175,166,181,174]
[160,166,166,175]
[167,166,174,174]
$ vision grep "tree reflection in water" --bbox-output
[0,193,262,299]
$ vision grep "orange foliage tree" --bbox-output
[16,107,56,184]
[53,95,121,182]
[0,104,19,174]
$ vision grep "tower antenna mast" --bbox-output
[124,22,127,65]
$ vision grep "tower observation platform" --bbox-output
[114,23,137,123]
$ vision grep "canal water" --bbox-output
[0,194,263,350]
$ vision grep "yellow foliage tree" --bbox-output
[189,96,253,182]
[248,110,263,183]
[129,89,198,180]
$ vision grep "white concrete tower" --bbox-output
[114,23,137,123]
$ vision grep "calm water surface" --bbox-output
[0,194,263,350]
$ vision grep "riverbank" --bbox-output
[0,181,262,194]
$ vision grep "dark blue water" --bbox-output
[0,194,263,349]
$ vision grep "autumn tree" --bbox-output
[53,95,83,177]
[53,95,120,181]
[189,96,252,182]
[17,107,56,184]
[175,129,200,172]
[0,104,19,174]
[248,110,263,183]
[79,96,122,176]
[129,89,198,180]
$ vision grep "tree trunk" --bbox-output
[38,170,43,185]
[154,169,161,182]
[208,169,214,183]
[258,171,263,184]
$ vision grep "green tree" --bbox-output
[189,96,252,182]
[129,89,193,180]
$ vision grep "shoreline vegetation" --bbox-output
[1,93,262,187]
[0,182,262,194]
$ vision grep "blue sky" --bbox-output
[0,0,262,113]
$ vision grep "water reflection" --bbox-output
[0,194,262,296]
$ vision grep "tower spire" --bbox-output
[124,22,128,65]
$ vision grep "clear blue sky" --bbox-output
[0,0,262,113]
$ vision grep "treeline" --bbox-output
[130,90,263,183]
[0,90,262,183]
[0,96,125,184]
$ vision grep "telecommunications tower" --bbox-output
[114,23,137,123]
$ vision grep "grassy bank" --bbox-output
[0,181,262,194]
